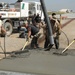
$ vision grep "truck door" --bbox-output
[20,2,28,17]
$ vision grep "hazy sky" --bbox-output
[0,0,75,11]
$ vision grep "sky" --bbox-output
[0,0,75,11]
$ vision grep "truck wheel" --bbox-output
[4,22,13,36]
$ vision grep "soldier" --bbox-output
[44,13,61,51]
[35,13,41,23]
[0,14,6,36]
[21,21,40,48]
[51,13,61,49]
[0,14,6,45]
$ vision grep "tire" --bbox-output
[4,22,13,36]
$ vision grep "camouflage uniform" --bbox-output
[51,18,61,49]
[44,16,61,50]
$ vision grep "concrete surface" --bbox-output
[0,19,75,75]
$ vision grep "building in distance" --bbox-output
[59,9,73,13]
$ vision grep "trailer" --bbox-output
[0,1,44,36]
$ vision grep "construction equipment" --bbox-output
[40,0,54,46]
[0,1,44,36]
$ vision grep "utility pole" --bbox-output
[40,0,54,45]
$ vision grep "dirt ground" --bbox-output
[0,19,75,58]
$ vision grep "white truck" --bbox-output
[0,1,44,36]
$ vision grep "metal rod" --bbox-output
[4,36,6,58]
[40,0,54,45]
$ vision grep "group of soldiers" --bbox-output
[0,13,61,51]
[19,13,61,50]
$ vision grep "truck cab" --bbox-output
[0,1,44,36]
[15,1,44,19]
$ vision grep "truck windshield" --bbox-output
[0,3,10,11]
[29,3,35,10]
[29,3,36,15]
